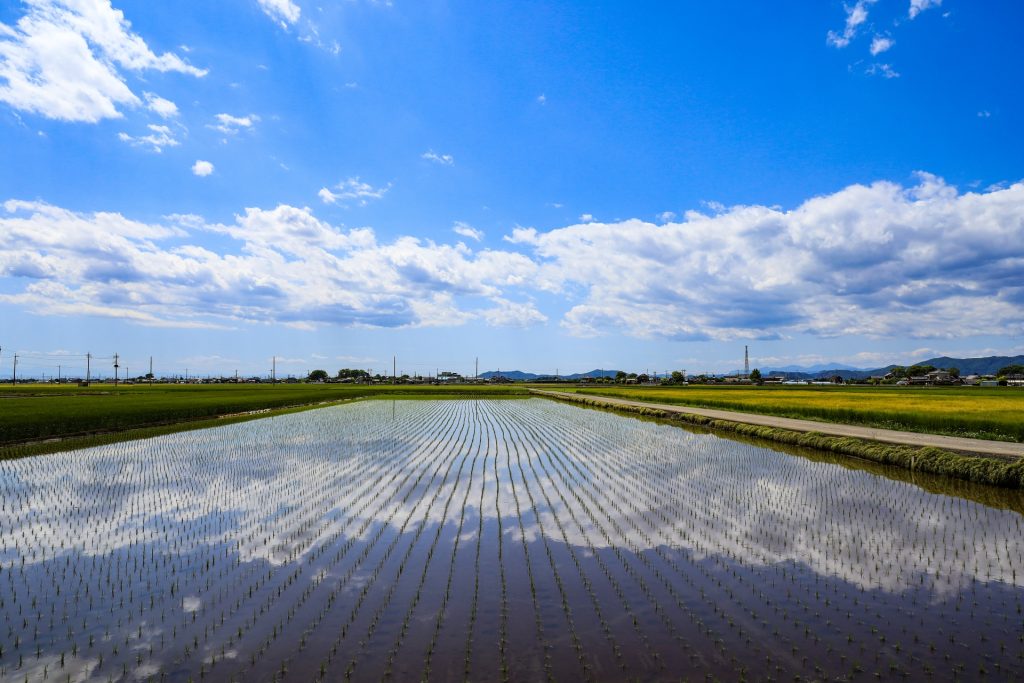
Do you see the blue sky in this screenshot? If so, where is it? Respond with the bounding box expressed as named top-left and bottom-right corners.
top-left (1, 0), bottom-right (1022, 379)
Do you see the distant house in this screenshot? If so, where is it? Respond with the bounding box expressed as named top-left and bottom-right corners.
top-left (906, 370), bottom-right (959, 386)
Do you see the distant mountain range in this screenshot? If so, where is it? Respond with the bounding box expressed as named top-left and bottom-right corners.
top-left (764, 355), bottom-right (1024, 380)
top-left (479, 369), bottom-right (621, 380)
top-left (478, 356), bottom-right (1024, 382)
top-left (765, 362), bottom-right (864, 373)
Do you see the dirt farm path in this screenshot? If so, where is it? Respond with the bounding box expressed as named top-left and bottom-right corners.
top-left (531, 389), bottom-right (1024, 459)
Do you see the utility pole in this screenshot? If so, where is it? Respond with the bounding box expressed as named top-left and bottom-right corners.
top-left (58, 364), bottom-right (61, 383)
top-left (744, 345), bottom-right (750, 378)
top-left (149, 356), bottom-right (153, 381)
top-left (113, 353), bottom-right (119, 387)
top-left (393, 356), bottom-right (396, 384)
top-left (86, 352), bottom-right (91, 385)
top-left (12, 353), bottom-right (17, 386)
top-left (272, 356), bottom-right (276, 384)
top-left (475, 357), bottom-right (478, 380)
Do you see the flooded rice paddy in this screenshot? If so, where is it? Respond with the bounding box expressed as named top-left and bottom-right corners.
top-left (1, 398), bottom-right (1023, 682)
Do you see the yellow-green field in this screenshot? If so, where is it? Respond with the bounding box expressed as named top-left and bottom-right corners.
top-left (562, 385), bottom-right (1024, 442)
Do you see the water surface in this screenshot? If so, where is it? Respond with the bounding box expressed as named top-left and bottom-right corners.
top-left (1, 399), bottom-right (1022, 681)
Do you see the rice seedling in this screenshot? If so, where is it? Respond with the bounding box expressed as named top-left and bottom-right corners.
top-left (0, 398), bottom-right (1021, 681)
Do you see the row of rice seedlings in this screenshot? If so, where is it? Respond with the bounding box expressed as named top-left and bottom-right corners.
top-left (508, 403), bottom-right (719, 662)
top-left (373, 407), bottom-right (481, 678)
top-left (312, 403), bottom-right (474, 680)
top-left (233, 406), bottom-right (440, 679)
top-left (0, 400), bottom-right (445, 681)
top-left (497, 413), bottom-right (555, 682)
top-left (530, 403), bottom-right (804, 670)
top-left (333, 402), bottom-right (478, 679)
top-left (528, 401), bottom-right (1024, 679)
top-left (513, 416), bottom-right (639, 671)
top-left (457, 405), bottom-right (491, 682)
top-left (509, 407), bottom-right (665, 669)
top-left (416, 406), bottom-right (488, 680)
top-left (548, 403), bottom-right (937, 675)
top-left (503, 413), bottom-right (593, 681)
top-left (3, 397), bottom-right (1021, 681)
top-left (243, 403), bottom-right (451, 680)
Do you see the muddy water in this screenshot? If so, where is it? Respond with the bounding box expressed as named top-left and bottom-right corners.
top-left (1, 399), bottom-right (1022, 681)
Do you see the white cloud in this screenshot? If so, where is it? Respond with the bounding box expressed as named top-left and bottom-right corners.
top-left (452, 222), bottom-right (483, 242)
top-left (657, 211), bottom-right (676, 224)
top-left (869, 36), bottom-right (894, 56)
top-left (209, 113), bottom-right (258, 135)
top-left (578, 213), bottom-right (595, 223)
top-left (318, 177), bottom-right (390, 206)
top-left (191, 160), bottom-right (214, 177)
top-left (421, 150), bottom-right (454, 166)
top-left (827, 0), bottom-right (876, 48)
top-left (0, 0), bottom-right (205, 123)
top-left (0, 200), bottom-right (540, 330)
top-left (144, 92), bottom-right (178, 118)
top-left (909, 0), bottom-right (942, 19)
top-left (537, 93), bottom-right (546, 104)
top-left (3, 174), bottom-right (1023, 340)
top-left (256, 0), bottom-right (301, 26)
top-left (866, 62), bottom-right (900, 79)
top-left (118, 124), bottom-right (179, 152)
top-left (509, 173), bottom-right (1024, 341)
top-left (480, 299), bottom-right (547, 328)
top-left (978, 110), bottom-right (991, 118)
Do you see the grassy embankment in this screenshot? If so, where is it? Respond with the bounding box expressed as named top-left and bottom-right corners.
top-left (560, 384), bottom-right (1024, 443)
top-left (0, 383), bottom-right (528, 458)
top-left (545, 391), bottom-right (1024, 489)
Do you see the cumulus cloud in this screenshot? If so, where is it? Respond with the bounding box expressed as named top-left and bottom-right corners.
top-left (909, 0), bottom-right (942, 19)
top-left (421, 150), bottom-right (454, 166)
top-left (0, 200), bottom-right (538, 330)
top-left (191, 160), bottom-right (214, 177)
top-left (318, 177), bottom-right (390, 206)
top-left (143, 92), bottom-right (178, 118)
top-left (118, 124), bottom-right (179, 152)
top-left (256, 0), bottom-right (301, 26)
top-left (480, 299), bottom-right (548, 328)
top-left (869, 36), bottom-right (894, 56)
top-left (511, 173), bottom-right (1024, 341)
top-left (452, 222), bottom-right (483, 242)
top-left (209, 113), bottom-right (258, 135)
top-left (0, 0), bottom-right (205, 123)
top-left (827, 0), bottom-right (875, 48)
top-left (2, 174), bottom-right (1022, 339)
